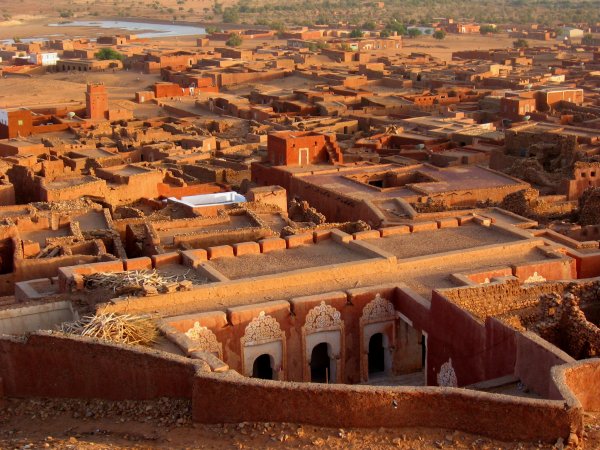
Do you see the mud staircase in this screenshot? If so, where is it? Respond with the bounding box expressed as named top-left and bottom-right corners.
top-left (324, 136), bottom-right (343, 165)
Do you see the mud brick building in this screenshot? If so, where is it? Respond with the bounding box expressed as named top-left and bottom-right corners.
top-left (0, 109), bottom-right (34, 139)
top-left (266, 131), bottom-right (343, 166)
top-left (86, 83), bottom-right (109, 121)
top-left (3, 24), bottom-right (600, 448)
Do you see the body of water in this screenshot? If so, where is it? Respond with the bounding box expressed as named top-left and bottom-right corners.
top-left (49, 20), bottom-right (206, 38)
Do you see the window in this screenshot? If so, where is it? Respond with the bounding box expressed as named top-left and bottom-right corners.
top-left (592, 172), bottom-right (596, 177)
top-left (17, 120), bottom-right (23, 126)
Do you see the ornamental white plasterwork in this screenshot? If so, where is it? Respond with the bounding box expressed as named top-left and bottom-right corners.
top-left (304, 301), bottom-right (342, 332)
top-left (361, 294), bottom-right (396, 323)
top-left (524, 271), bottom-right (546, 283)
top-left (241, 311), bottom-right (284, 346)
top-left (437, 358), bottom-right (458, 387)
top-left (185, 322), bottom-right (222, 358)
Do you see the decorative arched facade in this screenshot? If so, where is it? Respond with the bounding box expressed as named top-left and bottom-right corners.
top-left (359, 294), bottom-right (397, 381)
top-left (301, 301), bottom-right (345, 383)
top-left (185, 322), bottom-right (223, 359)
top-left (240, 311), bottom-right (286, 380)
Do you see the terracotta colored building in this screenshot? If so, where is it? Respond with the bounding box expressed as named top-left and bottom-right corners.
top-left (500, 96), bottom-right (537, 121)
top-left (86, 84), bottom-right (109, 121)
top-left (0, 109), bottom-right (33, 139)
top-left (267, 131), bottom-right (343, 166)
top-left (447, 23), bottom-right (480, 34)
top-left (536, 88), bottom-right (584, 111)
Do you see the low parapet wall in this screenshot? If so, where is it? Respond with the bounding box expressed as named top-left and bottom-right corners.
top-left (192, 370), bottom-right (576, 443)
top-left (0, 331), bottom-right (594, 444)
top-left (0, 332), bottom-right (203, 400)
top-left (97, 231), bottom-right (394, 316)
top-left (0, 301), bottom-right (76, 335)
top-left (515, 330), bottom-right (576, 399)
top-left (553, 358), bottom-right (600, 412)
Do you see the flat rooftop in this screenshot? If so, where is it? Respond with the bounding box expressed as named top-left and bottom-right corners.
top-left (155, 263), bottom-right (210, 286)
top-left (44, 175), bottom-right (99, 190)
top-left (209, 240), bottom-right (370, 280)
top-left (103, 165), bottom-right (154, 177)
top-left (363, 223), bottom-right (524, 259)
top-left (70, 148), bottom-right (117, 159)
top-left (74, 211), bottom-right (108, 231)
top-left (21, 226), bottom-right (71, 246)
top-left (155, 214), bottom-right (256, 245)
top-left (293, 164), bottom-right (527, 201)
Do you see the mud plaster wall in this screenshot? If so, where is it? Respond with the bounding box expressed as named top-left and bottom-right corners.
top-left (288, 177), bottom-right (377, 225)
top-left (561, 359), bottom-right (600, 411)
top-left (169, 282), bottom-right (520, 389)
top-left (42, 179), bottom-right (107, 203)
top-left (13, 254), bottom-right (100, 283)
top-left (427, 293), bottom-right (518, 387)
top-left (514, 331), bottom-right (575, 398)
top-left (0, 332), bottom-right (594, 443)
top-left (0, 184), bottom-right (15, 206)
top-left (172, 228), bottom-right (274, 249)
top-left (7, 165), bottom-right (40, 204)
top-left (102, 171), bottom-right (165, 205)
top-left (100, 257), bottom-right (395, 317)
top-left (561, 163), bottom-right (600, 200)
top-left (0, 333), bottom-right (200, 400)
top-left (192, 371), bottom-right (576, 443)
top-left (175, 287), bottom-right (401, 385)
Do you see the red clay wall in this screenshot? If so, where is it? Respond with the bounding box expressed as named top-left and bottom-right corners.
top-left (192, 371), bottom-right (576, 443)
top-left (267, 133), bottom-right (329, 166)
top-left (558, 359), bottom-right (600, 412)
top-left (0, 331), bottom-right (594, 443)
top-left (0, 333), bottom-right (200, 400)
top-left (514, 331), bottom-right (575, 399)
top-left (157, 182), bottom-right (222, 198)
top-left (13, 254), bottom-right (100, 284)
top-left (42, 179), bottom-right (108, 203)
top-left (0, 110), bottom-right (33, 139)
top-left (575, 253), bottom-right (600, 279)
top-left (428, 292), bottom-right (492, 386)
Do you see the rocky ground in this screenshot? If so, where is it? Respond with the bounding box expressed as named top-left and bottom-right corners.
top-left (3, 397), bottom-right (598, 449)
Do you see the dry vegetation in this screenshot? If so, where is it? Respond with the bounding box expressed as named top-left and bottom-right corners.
top-left (216, 0), bottom-right (600, 29)
top-left (82, 269), bottom-right (195, 296)
top-left (60, 313), bottom-right (158, 345)
top-left (1, 0), bottom-right (599, 29)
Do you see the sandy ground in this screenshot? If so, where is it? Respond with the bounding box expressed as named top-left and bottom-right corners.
top-left (0, 72), bottom-right (167, 118)
top-left (1, 12), bottom-right (558, 62)
top-left (0, 0), bottom-right (238, 30)
top-left (3, 397), bottom-right (591, 450)
top-left (399, 33), bottom-right (557, 62)
top-left (0, 31), bottom-right (546, 117)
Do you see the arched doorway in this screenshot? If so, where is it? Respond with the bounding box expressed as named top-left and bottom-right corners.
top-left (368, 333), bottom-right (385, 375)
top-left (252, 354), bottom-right (273, 380)
top-left (310, 343), bottom-right (331, 383)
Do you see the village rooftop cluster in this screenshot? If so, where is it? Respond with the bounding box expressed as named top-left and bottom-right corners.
top-left (1, 14), bottom-right (600, 448)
